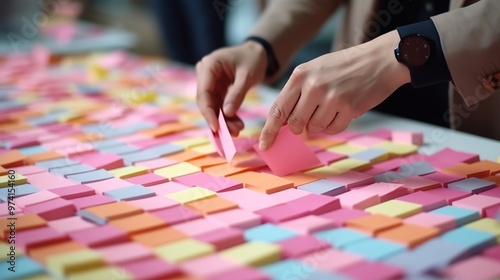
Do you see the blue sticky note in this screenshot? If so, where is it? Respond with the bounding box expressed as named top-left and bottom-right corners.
top-left (89, 139), bottom-right (125, 149)
top-left (350, 148), bottom-right (388, 162)
top-left (448, 178), bottom-right (496, 194)
top-left (262, 259), bottom-right (316, 280)
top-left (303, 270), bottom-right (351, 280)
top-left (66, 169), bottom-right (114, 184)
top-left (50, 164), bottom-right (95, 177)
top-left (104, 185), bottom-right (155, 201)
top-left (144, 143), bottom-right (185, 157)
top-left (122, 151), bottom-right (160, 165)
top-left (314, 228), bottom-right (370, 249)
top-left (439, 227), bottom-right (496, 255)
top-left (374, 171), bottom-right (406, 183)
top-left (429, 206), bottom-right (480, 226)
top-left (244, 223), bottom-right (297, 243)
top-left (18, 145), bottom-right (48, 155)
top-left (343, 238), bottom-right (405, 260)
top-left (35, 158), bottom-right (79, 170)
top-left (99, 144), bottom-right (140, 155)
top-left (298, 179), bottom-right (346, 196)
top-left (0, 184), bottom-right (39, 201)
top-left (398, 161), bottom-right (435, 176)
top-left (78, 209), bottom-right (107, 225)
top-left (26, 115), bottom-right (60, 126)
top-left (0, 257), bottom-right (45, 280)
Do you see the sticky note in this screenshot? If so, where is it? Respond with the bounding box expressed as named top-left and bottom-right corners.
top-left (227, 171), bottom-right (293, 194)
top-left (393, 176), bottom-right (441, 192)
top-left (365, 200), bottom-right (422, 218)
top-left (329, 158), bottom-right (371, 173)
top-left (391, 130), bottom-right (423, 145)
top-left (77, 153), bottom-right (124, 170)
top-left (150, 205), bottom-right (201, 225)
top-left (357, 182), bottom-right (408, 202)
top-left (15, 190), bottom-right (59, 208)
top-left (48, 184), bottom-right (95, 199)
top-left (314, 228), bottom-right (370, 249)
top-left (220, 241), bottom-right (281, 266)
top-left (0, 214), bottom-right (46, 239)
top-left (128, 195), bottom-right (179, 211)
top-left (66, 169), bottom-right (114, 184)
top-left (279, 215), bottom-right (335, 235)
top-left (440, 227), bottom-right (496, 255)
top-left (300, 247), bottom-right (364, 272)
top-left (424, 187), bottom-right (470, 203)
top-left (336, 190), bottom-right (379, 210)
top-left (166, 186), bottom-right (216, 204)
top-left (277, 235), bottom-right (330, 258)
top-left (444, 256), bottom-right (500, 280)
top-left (195, 227), bottom-right (245, 250)
top-left (28, 241), bottom-right (84, 264)
top-left (208, 266), bottom-right (269, 280)
top-left (69, 224), bottom-right (129, 248)
top-left (374, 141), bottom-right (418, 157)
top-left (350, 148), bottom-right (390, 163)
top-left (327, 144), bottom-right (366, 155)
top-left (0, 257), bottom-right (44, 280)
top-left (131, 227), bottom-right (186, 247)
top-left (154, 162), bottom-right (200, 179)
top-left (35, 157), bottom-right (79, 170)
top-left (16, 226), bottom-right (68, 253)
top-left (253, 125), bottom-right (320, 176)
top-left (173, 171), bottom-right (243, 192)
top-left (286, 193), bottom-right (341, 215)
top-left (71, 194), bottom-right (115, 210)
top-left (469, 160), bottom-right (500, 175)
top-left (244, 223), bottom-right (297, 243)
top-left (48, 216), bottom-right (95, 234)
top-left (109, 166), bottom-right (148, 179)
top-left (452, 194), bottom-right (500, 216)
top-left (404, 212), bottom-right (456, 233)
top-left (46, 249), bottom-right (105, 276)
top-left (209, 109), bottom-right (237, 162)
top-left (66, 266), bottom-right (133, 280)
top-left (255, 204), bottom-right (309, 224)
top-left (341, 261), bottom-right (404, 280)
top-left (120, 257), bottom-right (180, 280)
top-left (315, 150), bottom-right (347, 165)
top-left (398, 160), bottom-right (435, 176)
top-left (481, 186), bottom-right (500, 199)
top-left (343, 238), bottom-right (406, 261)
top-left (180, 254), bottom-right (241, 278)
top-left (154, 238), bottom-right (215, 263)
top-left (430, 206), bottom-right (481, 226)
top-left (319, 208), bottom-right (369, 227)
top-left (261, 259), bottom-right (316, 280)
top-left (395, 191), bottom-right (447, 211)
top-left (448, 178), bottom-right (496, 194)
top-left (442, 163), bottom-right (490, 178)
top-left (346, 214), bottom-right (402, 236)
top-left (428, 147), bottom-right (479, 164)
top-left (185, 196), bottom-right (238, 215)
top-left (0, 150), bottom-right (25, 168)
top-left (109, 212), bottom-right (165, 235)
top-left (376, 224), bottom-right (440, 248)
top-left (79, 201), bottom-right (143, 225)
top-left (298, 179), bottom-right (347, 196)
top-left (13, 165), bottom-right (46, 176)
top-left (0, 173), bottom-right (27, 188)
top-left (206, 208), bottom-right (261, 229)
top-left (0, 183), bottom-right (38, 200)
top-left (104, 185), bottom-right (155, 201)
top-left (24, 198), bottom-right (76, 220)
top-left (464, 218), bottom-right (500, 242)
top-left (327, 170), bottom-right (374, 189)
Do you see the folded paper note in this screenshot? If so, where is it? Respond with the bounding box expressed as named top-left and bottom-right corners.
top-left (208, 109), bottom-right (236, 163)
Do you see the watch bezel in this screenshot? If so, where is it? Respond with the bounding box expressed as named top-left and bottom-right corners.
top-left (395, 34), bottom-right (433, 68)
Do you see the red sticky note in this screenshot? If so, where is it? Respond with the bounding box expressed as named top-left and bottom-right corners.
top-left (253, 125), bottom-right (321, 176)
top-left (208, 109), bottom-right (236, 163)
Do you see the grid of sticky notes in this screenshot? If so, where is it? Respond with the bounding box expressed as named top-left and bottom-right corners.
top-left (0, 51), bottom-right (500, 280)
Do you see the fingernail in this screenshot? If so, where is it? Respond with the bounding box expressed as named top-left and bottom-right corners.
top-left (259, 140), bottom-right (268, 151)
top-left (223, 104), bottom-right (234, 115)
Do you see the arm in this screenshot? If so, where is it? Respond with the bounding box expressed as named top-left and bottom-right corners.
top-left (432, 0), bottom-right (500, 105)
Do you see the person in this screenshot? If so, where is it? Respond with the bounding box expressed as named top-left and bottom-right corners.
top-left (196, 0), bottom-right (500, 151)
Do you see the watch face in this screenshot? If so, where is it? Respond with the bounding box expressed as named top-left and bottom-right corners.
top-left (400, 35), bottom-right (431, 67)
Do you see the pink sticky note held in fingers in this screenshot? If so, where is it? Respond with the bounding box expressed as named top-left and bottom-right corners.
top-left (209, 109), bottom-right (237, 163)
top-left (253, 125), bottom-right (321, 176)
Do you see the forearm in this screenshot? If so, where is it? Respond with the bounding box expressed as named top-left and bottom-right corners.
top-left (248, 0), bottom-right (342, 79)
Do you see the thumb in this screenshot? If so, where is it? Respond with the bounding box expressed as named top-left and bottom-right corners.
top-left (223, 69), bottom-right (251, 117)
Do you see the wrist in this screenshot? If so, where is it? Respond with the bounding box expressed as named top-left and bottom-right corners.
top-left (376, 30), bottom-right (411, 91)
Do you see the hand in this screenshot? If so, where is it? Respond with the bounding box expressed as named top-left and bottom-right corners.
top-left (196, 41), bottom-right (267, 136)
top-left (259, 30), bottom-right (411, 150)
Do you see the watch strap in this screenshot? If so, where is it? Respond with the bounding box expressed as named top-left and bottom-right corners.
top-left (397, 20), bottom-right (451, 87)
top-left (246, 36), bottom-right (280, 78)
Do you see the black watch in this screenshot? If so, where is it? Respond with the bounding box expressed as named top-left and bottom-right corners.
top-left (394, 34), bottom-right (433, 68)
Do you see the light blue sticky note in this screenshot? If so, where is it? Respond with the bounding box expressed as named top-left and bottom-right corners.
top-left (429, 206), bottom-right (480, 226)
top-left (0, 184), bottom-right (39, 201)
top-left (35, 158), bottom-right (79, 170)
top-left (89, 139), bottom-right (125, 149)
top-left (18, 145), bottom-right (48, 155)
top-left (121, 151), bottom-right (160, 165)
top-left (448, 178), bottom-right (496, 194)
top-left (66, 169), bottom-right (114, 184)
top-left (26, 115), bottom-right (60, 126)
top-left (0, 257), bottom-right (45, 280)
top-left (262, 259), bottom-right (317, 280)
top-left (144, 143), bottom-right (184, 157)
top-left (104, 184), bottom-right (155, 201)
top-left (313, 228), bottom-right (370, 249)
top-left (303, 270), bottom-right (352, 280)
top-left (343, 238), bottom-right (405, 261)
top-left (50, 164), bottom-right (95, 177)
top-left (350, 148), bottom-right (388, 162)
top-left (78, 209), bottom-right (107, 225)
top-left (99, 144), bottom-right (140, 155)
top-left (439, 227), bottom-right (496, 255)
top-left (398, 161), bottom-right (435, 176)
top-left (244, 223), bottom-right (297, 243)
top-left (299, 179), bottom-right (346, 196)
top-left (374, 171), bottom-right (406, 183)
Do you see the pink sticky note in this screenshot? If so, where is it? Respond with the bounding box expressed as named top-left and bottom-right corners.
top-left (253, 125), bottom-right (321, 176)
top-left (285, 194), bottom-right (341, 215)
top-left (279, 215), bottom-right (335, 235)
top-left (319, 208), bottom-right (369, 227)
top-left (452, 194), bottom-right (500, 216)
top-left (99, 51), bottom-right (127, 69)
top-left (340, 261), bottom-right (404, 280)
top-left (97, 242), bottom-right (153, 265)
top-left (24, 198), bottom-right (76, 220)
top-left (16, 226), bottom-right (68, 252)
top-left (26, 172), bottom-right (76, 190)
top-left (300, 248), bottom-right (364, 272)
top-left (195, 227), bottom-right (245, 250)
top-left (134, 157), bottom-right (177, 170)
top-left (396, 191), bottom-right (447, 211)
top-left (69, 224), bottom-right (129, 248)
top-left (357, 182), bottom-right (408, 202)
top-left (404, 212), bottom-right (455, 232)
top-left (125, 173), bottom-right (169, 187)
top-left (315, 150), bottom-right (347, 166)
top-left (444, 256), bottom-right (500, 280)
top-left (278, 235), bottom-right (330, 258)
top-left (180, 254), bottom-right (241, 278)
top-left (206, 209), bottom-right (261, 229)
top-left (70, 194), bottom-right (115, 210)
top-left (327, 170), bottom-right (375, 190)
top-left (48, 184), bottom-right (95, 199)
top-left (217, 188), bottom-right (281, 212)
top-left (209, 109), bottom-right (237, 162)
top-left (173, 218), bottom-right (225, 237)
top-left (48, 216), bottom-right (96, 233)
top-left (173, 172), bottom-right (242, 192)
top-left (121, 257), bottom-right (180, 280)
top-left (128, 195), bottom-right (179, 211)
top-left (85, 178), bottom-right (133, 195)
top-left (336, 190), bottom-right (379, 209)
top-left (16, 190), bottom-right (59, 208)
top-left (148, 182), bottom-right (189, 195)
top-left (13, 165), bottom-right (46, 176)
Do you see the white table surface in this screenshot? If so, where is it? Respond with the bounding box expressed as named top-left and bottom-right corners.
top-left (257, 86), bottom-right (500, 161)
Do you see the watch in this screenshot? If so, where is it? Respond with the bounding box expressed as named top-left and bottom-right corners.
top-left (394, 34), bottom-right (433, 68)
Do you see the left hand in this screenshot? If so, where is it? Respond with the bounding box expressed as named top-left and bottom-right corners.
top-left (259, 30), bottom-right (411, 151)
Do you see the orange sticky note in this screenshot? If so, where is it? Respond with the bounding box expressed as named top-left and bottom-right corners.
top-left (0, 150), bottom-right (25, 168)
top-left (442, 163), bottom-right (490, 178)
top-left (82, 202), bottom-right (143, 223)
top-left (142, 122), bottom-right (196, 138)
top-left (376, 224), bottom-right (440, 248)
top-left (0, 214), bottom-right (47, 239)
top-left (29, 241), bottom-right (85, 264)
top-left (204, 163), bottom-right (251, 177)
top-left (228, 171), bottom-right (294, 194)
top-left (185, 196), bottom-right (238, 215)
top-left (165, 150), bottom-right (204, 162)
top-left (345, 214), bottom-right (402, 236)
top-left (109, 213), bottom-right (165, 235)
top-left (132, 227), bottom-right (187, 247)
top-left (188, 156), bottom-right (227, 170)
top-left (25, 151), bottom-right (64, 164)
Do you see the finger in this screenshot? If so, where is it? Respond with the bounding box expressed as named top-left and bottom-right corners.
top-left (259, 75), bottom-right (302, 151)
top-left (323, 112), bottom-right (353, 135)
top-left (196, 59), bottom-right (220, 132)
top-left (226, 115), bottom-right (244, 137)
top-left (287, 96), bottom-right (318, 135)
top-left (223, 68), bottom-right (249, 117)
top-left (307, 98), bottom-right (338, 133)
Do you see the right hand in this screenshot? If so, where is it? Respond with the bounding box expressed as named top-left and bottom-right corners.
top-left (196, 41), bottom-right (267, 136)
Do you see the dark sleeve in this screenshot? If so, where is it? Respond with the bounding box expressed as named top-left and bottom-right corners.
top-left (397, 19), bottom-right (452, 87)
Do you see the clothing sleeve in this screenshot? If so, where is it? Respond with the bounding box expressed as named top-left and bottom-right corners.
top-left (431, 0), bottom-right (500, 106)
top-left (249, 0), bottom-right (341, 79)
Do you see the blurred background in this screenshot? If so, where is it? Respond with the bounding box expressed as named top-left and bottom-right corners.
top-left (0, 0), bottom-right (343, 88)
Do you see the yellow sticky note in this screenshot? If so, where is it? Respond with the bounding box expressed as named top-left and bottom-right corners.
top-left (0, 242), bottom-right (23, 261)
top-left (329, 158), bottom-right (371, 172)
top-left (465, 218), bottom-right (500, 242)
top-left (172, 137), bottom-right (210, 149)
top-left (154, 162), bottom-right (200, 180)
top-left (497, 156), bottom-right (500, 163)
top-left (166, 186), bottom-right (216, 204)
top-left (154, 239), bottom-right (214, 263)
top-left (88, 64), bottom-right (108, 82)
top-left (0, 173), bottom-right (27, 188)
top-left (374, 142), bottom-right (418, 157)
top-left (365, 200), bottom-right (422, 218)
top-left (68, 266), bottom-right (133, 280)
top-left (239, 126), bottom-right (261, 138)
top-left (109, 166), bottom-right (148, 179)
top-left (305, 165), bottom-right (342, 178)
top-left (47, 249), bottom-right (105, 276)
top-left (191, 143), bottom-right (217, 156)
top-left (327, 144), bottom-right (366, 155)
top-left (22, 274), bottom-right (54, 280)
top-left (220, 241), bottom-right (281, 266)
